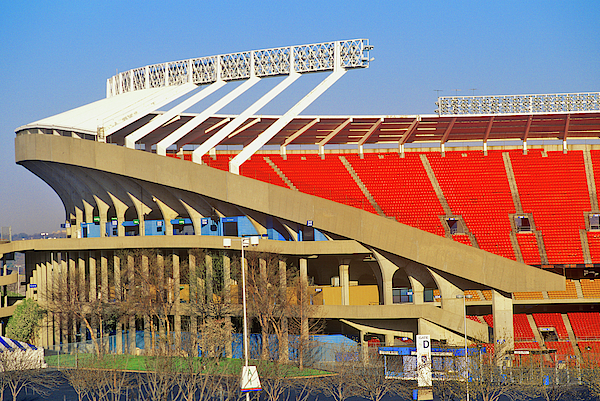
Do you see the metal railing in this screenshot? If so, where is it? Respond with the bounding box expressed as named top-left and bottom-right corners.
top-left (436, 92), bottom-right (600, 116)
top-left (107, 39), bottom-right (372, 97)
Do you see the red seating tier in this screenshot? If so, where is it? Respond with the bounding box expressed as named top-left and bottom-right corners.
top-left (514, 342), bottom-right (540, 349)
top-left (568, 312), bottom-right (600, 339)
top-left (268, 154), bottom-right (377, 214)
top-left (510, 150), bottom-right (589, 264)
top-left (532, 313), bottom-right (569, 339)
top-left (345, 153), bottom-right (445, 235)
top-left (452, 234), bottom-right (471, 246)
top-left (428, 151), bottom-right (516, 260)
top-left (516, 233), bottom-right (541, 265)
top-left (514, 314), bottom-right (535, 340)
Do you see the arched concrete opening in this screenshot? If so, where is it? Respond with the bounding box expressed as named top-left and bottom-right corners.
top-left (124, 206), bottom-right (140, 236)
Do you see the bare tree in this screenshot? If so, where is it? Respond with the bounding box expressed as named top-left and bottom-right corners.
top-left (0, 349), bottom-right (59, 401)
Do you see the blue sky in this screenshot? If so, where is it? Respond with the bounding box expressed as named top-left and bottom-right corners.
top-left (1, 0), bottom-right (599, 234)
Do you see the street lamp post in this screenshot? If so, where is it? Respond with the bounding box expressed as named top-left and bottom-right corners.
top-left (224, 236), bottom-right (260, 400)
top-left (456, 293), bottom-right (473, 401)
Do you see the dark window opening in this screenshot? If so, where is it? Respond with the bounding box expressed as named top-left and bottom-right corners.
top-left (446, 218), bottom-right (462, 234)
top-left (590, 214), bottom-right (600, 230)
top-left (515, 216), bottom-right (531, 232)
top-left (223, 221), bottom-right (238, 237)
top-left (302, 226), bottom-right (315, 241)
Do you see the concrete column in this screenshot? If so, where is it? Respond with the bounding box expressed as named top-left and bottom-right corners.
top-left (222, 253), bottom-right (232, 358)
top-left (299, 258), bottom-right (308, 344)
top-left (117, 208), bottom-right (126, 237)
top-left (173, 251), bottom-right (181, 349)
top-left (279, 258), bottom-right (288, 363)
top-left (339, 259), bottom-right (350, 306)
top-left (89, 252), bottom-right (97, 301)
top-left (492, 290), bottom-right (514, 351)
top-left (59, 253), bottom-right (68, 346)
top-left (114, 253), bottom-right (123, 354)
top-left (385, 333), bottom-right (394, 346)
top-left (39, 253), bottom-right (49, 347)
top-left (128, 254), bottom-right (136, 354)
top-left (141, 253), bottom-right (151, 353)
top-left (69, 253), bottom-right (77, 343)
top-left (205, 254), bottom-right (213, 303)
top-left (101, 251), bottom-right (108, 302)
top-left (188, 251), bottom-right (197, 336)
top-left (75, 207), bottom-right (84, 238)
top-left (78, 252), bottom-right (86, 341)
top-left (427, 268), bottom-right (463, 316)
top-left (156, 252), bottom-right (165, 351)
top-left (370, 249), bottom-right (399, 306)
top-left (51, 253), bottom-right (60, 348)
top-left (360, 330), bottom-right (368, 363)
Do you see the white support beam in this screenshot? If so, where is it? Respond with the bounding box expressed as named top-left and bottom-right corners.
top-left (156, 76), bottom-right (260, 156)
top-left (191, 73), bottom-right (300, 164)
top-left (230, 64), bottom-right (347, 174)
top-left (228, 118), bottom-right (261, 139)
top-left (318, 118), bottom-right (352, 156)
top-left (124, 81), bottom-right (225, 149)
top-left (280, 118), bottom-right (320, 159)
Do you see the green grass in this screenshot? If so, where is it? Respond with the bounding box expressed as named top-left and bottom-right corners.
top-left (45, 353), bottom-right (330, 378)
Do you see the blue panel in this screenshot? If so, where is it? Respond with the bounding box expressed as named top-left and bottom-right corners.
top-left (314, 229), bottom-right (328, 241)
top-left (145, 220), bottom-right (166, 236)
top-left (201, 218), bottom-right (221, 236)
top-left (267, 217), bottom-right (290, 241)
top-left (237, 216), bottom-right (259, 237)
top-left (80, 223), bottom-right (100, 238)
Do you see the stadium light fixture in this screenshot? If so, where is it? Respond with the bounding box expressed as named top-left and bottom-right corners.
top-left (456, 294), bottom-right (473, 401)
top-left (223, 236), bottom-right (261, 397)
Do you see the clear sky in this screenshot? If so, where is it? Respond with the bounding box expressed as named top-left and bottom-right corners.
top-left (1, 0), bottom-right (599, 235)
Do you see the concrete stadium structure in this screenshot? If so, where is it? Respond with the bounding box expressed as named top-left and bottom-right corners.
top-left (4, 39), bottom-right (600, 356)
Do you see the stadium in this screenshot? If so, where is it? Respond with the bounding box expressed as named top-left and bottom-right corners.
top-left (1, 38), bottom-right (600, 362)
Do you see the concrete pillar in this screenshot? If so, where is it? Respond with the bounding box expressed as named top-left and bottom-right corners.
top-left (141, 253), bottom-right (151, 352)
top-left (385, 333), bottom-right (394, 346)
top-left (68, 253), bottom-right (77, 344)
top-left (39, 253), bottom-right (49, 347)
top-left (173, 251), bottom-right (181, 349)
top-left (59, 253), bottom-right (68, 346)
top-left (89, 252), bottom-right (97, 301)
top-left (114, 253), bottom-right (123, 354)
top-left (427, 268), bottom-right (463, 316)
top-left (78, 252), bottom-right (86, 341)
top-left (101, 251), bottom-right (108, 302)
top-left (188, 251), bottom-right (197, 336)
top-left (223, 253), bottom-right (232, 358)
top-left (50, 253), bottom-right (60, 348)
top-left (299, 258), bottom-right (308, 344)
top-left (127, 254), bottom-right (136, 354)
top-left (205, 254), bottom-right (213, 303)
top-left (492, 290), bottom-right (514, 351)
top-left (339, 259), bottom-right (350, 306)
top-left (360, 330), bottom-right (368, 363)
top-left (370, 250), bottom-right (399, 306)
top-left (279, 258), bottom-right (288, 363)
top-left (75, 207), bottom-right (84, 238)
top-left (156, 252), bottom-right (166, 351)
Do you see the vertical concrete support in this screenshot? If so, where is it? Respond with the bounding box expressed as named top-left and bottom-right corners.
top-left (427, 268), bottom-right (464, 316)
top-left (188, 251), bottom-right (197, 336)
top-left (205, 254), bottom-right (213, 303)
top-left (78, 252), bottom-right (86, 340)
top-left (60, 253), bottom-right (68, 346)
top-left (141, 254), bottom-right (150, 353)
top-left (385, 333), bottom-right (394, 346)
top-left (128, 254), bottom-right (136, 354)
top-left (156, 252), bottom-right (166, 350)
top-left (359, 330), bottom-right (368, 363)
top-left (68, 252), bottom-right (77, 343)
top-left (223, 253), bottom-right (232, 358)
top-left (370, 249), bottom-right (399, 306)
top-left (89, 252), bottom-right (97, 301)
top-left (339, 259), bottom-right (350, 306)
top-left (39, 253), bottom-right (49, 347)
top-left (172, 250), bottom-right (181, 349)
top-left (492, 290), bottom-right (514, 351)
top-left (114, 253), bottom-right (123, 354)
top-left (101, 251), bottom-right (108, 302)
top-left (88, 252), bottom-right (97, 348)
top-left (299, 258), bottom-right (308, 345)
top-left (51, 253), bottom-right (60, 348)
top-left (279, 258), bottom-right (289, 363)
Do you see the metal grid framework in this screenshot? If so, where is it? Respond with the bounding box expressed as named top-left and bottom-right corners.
top-left (107, 39), bottom-right (372, 97)
top-left (436, 92), bottom-right (600, 116)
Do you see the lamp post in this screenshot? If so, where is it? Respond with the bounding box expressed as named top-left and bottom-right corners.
top-left (223, 236), bottom-right (260, 399)
top-left (456, 293), bottom-right (473, 401)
